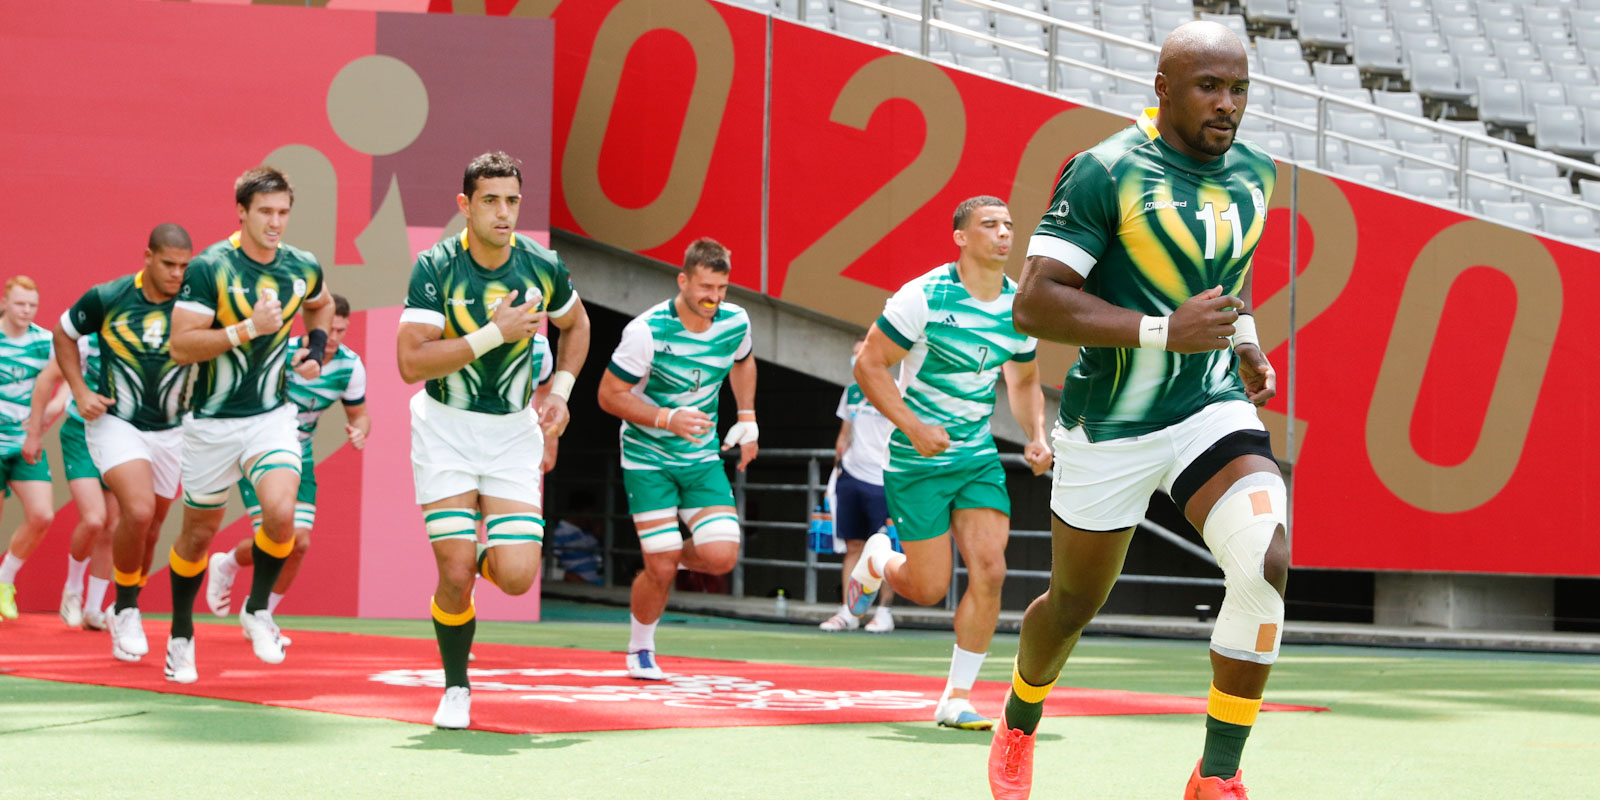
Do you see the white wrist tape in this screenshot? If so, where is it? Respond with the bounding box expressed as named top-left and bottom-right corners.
top-left (225, 324), bottom-right (242, 347)
top-left (723, 420), bottom-right (759, 447)
top-left (465, 323), bottom-right (505, 358)
top-left (1138, 315), bottom-right (1170, 351)
top-left (243, 318), bottom-right (258, 340)
top-left (1232, 314), bottom-right (1259, 350)
top-left (550, 370), bottom-right (576, 402)
top-left (663, 407), bottom-right (685, 429)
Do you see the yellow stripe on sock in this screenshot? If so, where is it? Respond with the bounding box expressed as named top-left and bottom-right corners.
top-left (168, 549), bottom-right (207, 578)
top-left (255, 529), bottom-right (295, 559)
top-left (1012, 661), bottom-right (1057, 704)
top-left (114, 568), bottom-right (141, 587)
top-left (431, 597), bottom-right (475, 626)
top-left (138, 575), bottom-right (149, 587)
top-left (479, 557), bottom-right (499, 589)
top-left (1207, 684), bottom-right (1263, 727)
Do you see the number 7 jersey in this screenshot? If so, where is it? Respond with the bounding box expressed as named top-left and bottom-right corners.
top-left (1028, 109), bottom-right (1277, 442)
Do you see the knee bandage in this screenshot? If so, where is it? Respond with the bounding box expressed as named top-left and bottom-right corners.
top-left (485, 512), bottom-right (544, 547)
top-left (425, 508), bottom-right (480, 543)
top-left (1203, 473), bottom-right (1287, 665)
top-left (183, 487), bottom-right (230, 510)
top-left (635, 512), bottom-right (683, 554)
top-left (689, 512), bottom-right (741, 547)
top-left (247, 449), bottom-right (302, 488)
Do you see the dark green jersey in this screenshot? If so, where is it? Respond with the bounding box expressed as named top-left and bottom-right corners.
top-left (176, 233), bottom-right (327, 419)
top-left (1028, 110), bottom-right (1277, 441)
top-left (63, 334), bottom-right (103, 423)
top-left (402, 230), bottom-right (577, 416)
top-left (62, 273), bottom-right (185, 431)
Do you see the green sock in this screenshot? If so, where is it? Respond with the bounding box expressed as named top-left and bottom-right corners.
top-left (1200, 716), bottom-right (1251, 778)
top-left (114, 583), bottom-right (141, 613)
top-left (168, 569), bottom-right (205, 640)
top-left (1004, 690), bottom-right (1046, 736)
top-left (433, 616), bottom-right (476, 689)
top-left (244, 541), bottom-right (287, 615)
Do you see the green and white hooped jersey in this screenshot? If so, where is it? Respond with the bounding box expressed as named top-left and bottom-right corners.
top-left (875, 264), bottom-right (1037, 470)
top-left (64, 334), bottom-right (103, 423)
top-left (607, 299), bottom-right (753, 470)
top-left (0, 323), bottom-right (53, 451)
top-left (176, 232), bottom-right (327, 420)
top-left (1028, 109), bottom-right (1276, 441)
top-left (63, 272), bottom-right (186, 431)
top-left (401, 230), bottom-right (577, 416)
top-left (283, 340), bottom-right (367, 459)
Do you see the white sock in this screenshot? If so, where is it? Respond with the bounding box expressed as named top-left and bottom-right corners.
top-left (267, 592), bottom-right (284, 613)
top-left (943, 645), bottom-right (988, 697)
top-left (0, 552), bottom-right (24, 583)
top-left (629, 615), bottom-right (658, 654)
top-left (65, 556), bottom-right (90, 597)
top-left (86, 576), bottom-right (110, 614)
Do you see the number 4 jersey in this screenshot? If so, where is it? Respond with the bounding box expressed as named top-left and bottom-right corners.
top-left (1027, 109), bottom-right (1277, 442)
top-left (61, 272), bottom-right (185, 431)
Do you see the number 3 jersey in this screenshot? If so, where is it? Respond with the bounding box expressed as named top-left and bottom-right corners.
top-left (1028, 109), bottom-right (1277, 442)
top-left (61, 272), bottom-right (185, 431)
top-left (874, 263), bottom-right (1038, 471)
top-left (177, 233), bottom-right (327, 420)
top-left (402, 230), bottom-right (576, 416)
top-left (606, 299), bottom-right (753, 470)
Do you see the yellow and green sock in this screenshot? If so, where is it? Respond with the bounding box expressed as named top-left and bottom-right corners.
top-left (431, 597), bottom-right (476, 689)
top-left (113, 567), bottom-right (142, 612)
top-left (1201, 683), bottom-right (1262, 778)
top-left (245, 530), bottom-right (293, 615)
top-left (1003, 660), bottom-right (1057, 735)
top-left (167, 549), bottom-right (207, 639)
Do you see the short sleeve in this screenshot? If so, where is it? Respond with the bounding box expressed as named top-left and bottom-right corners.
top-left (342, 357), bottom-right (367, 404)
top-left (733, 319), bottom-right (754, 361)
top-left (542, 251), bottom-right (578, 320)
top-left (836, 388), bottom-right (851, 422)
top-left (876, 281), bottom-right (929, 350)
top-left (1026, 152), bottom-right (1121, 278)
top-left (61, 286), bottom-right (106, 340)
top-left (305, 259), bottom-right (327, 305)
top-left (535, 336), bottom-right (554, 384)
top-left (400, 257), bottom-right (446, 329)
top-left (607, 316), bottom-right (654, 384)
top-left (175, 259), bottom-right (218, 319)
top-left (1011, 335), bottom-right (1040, 363)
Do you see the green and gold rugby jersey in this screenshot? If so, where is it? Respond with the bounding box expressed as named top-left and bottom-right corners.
top-left (875, 264), bottom-right (1038, 470)
top-left (283, 339), bottom-right (366, 460)
top-left (401, 230), bottom-right (576, 416)
top-left (176, 232), bottom-right (326, 420)
top-left (62, 273), bottom-right (186, 431)
top-left (1028, 109), bottom-right (1277, 441)
top-left (0, 322), bottom-right (53, 451)
top-left (64, 334), bottom-right (103, 423)
top-left (607, 299), bottom-right (753, 470)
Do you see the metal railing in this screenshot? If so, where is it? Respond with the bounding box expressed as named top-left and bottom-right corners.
top-left (548, 448), bottom-right (1223, 607)
top-left (776, 0), bottom-right (1600, 248)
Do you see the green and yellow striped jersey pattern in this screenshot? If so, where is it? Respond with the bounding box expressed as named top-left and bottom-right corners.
top-left (64, 272), bottom-right (186, 431)
top-left (1032, 110), bottom-right (1277, 441)
top-left (176, 233), bottom-right (326, 420)
top-left (608, 299), bottom-right (753, 470)
top-left (402, 231), bottom-right (576, 416)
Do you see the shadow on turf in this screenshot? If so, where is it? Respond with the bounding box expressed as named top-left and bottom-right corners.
top-left (870, 723), bottom-right (1064, 746)
top-left (399, 729), bottom-right (589, 756)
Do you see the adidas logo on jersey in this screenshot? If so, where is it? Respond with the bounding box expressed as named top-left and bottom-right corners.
top-left (934, 314), bottom-right (960, 327)
top-left (661, 344), bottom-right (675, 355)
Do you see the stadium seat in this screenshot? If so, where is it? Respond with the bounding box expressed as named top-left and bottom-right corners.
top-left (1504, 59), bottom-right (1554, 83)
top-left (1315, 62), bottom-right (1363, 89)
top-left (1242, 0), bottom-right (1296, 33)
top-left (1347, 138), bottom-right (1402, 182)
top-left (1057, 64), bottom-right (1117, 95)
top-left (1106, 44), bottom-right (1157, 77)
top-left (1057, 41), bottom-right (1106, 66)
top-left (1541, 205), bottom-right (1600, 238)
top-left (1533, 104), bottom-right (1594, 157)
top-left (1552, 65), bottom-right (1597, 86)
top-left (1399, 30), bottom-right (1448, 56)
top-left (1251, 130), bottom-right (1294, 161)
top-left (1255, 38), bottom-right (1305, 62)
top-left (1400, 140), bottom-right (1455, 167)
top-left (1290, 132), bottom-right (1347, 164)
top-left (1436, 15), bottom-right (1484, 38)
top-left (1580, 28), bottom-right (1600, 50)
top-left (1263, 57), bottom-right (1316, 85)
top-left (1527, 22), bottom-right (1571, 46)
top-left (1059, 87), bottom-right (1095, 105)
top-left (1580, 179), bottom-right (1600, 205)
top-left (836, 3), bottom-right (885, 25)
top-left (1394, 8), bottom-right (1440, 33)
top-left (1476, 77), bottom-right (1534, 129)
top-left (1477, 2), bottom-right (1523, 24)
top-left (1150, 0), bottom-right (1197, 12)
top-left (1433, 0), bottom-right (1476, 19)
top-left (1447, 36), bottom-right (1495, 60)
top-left (1507, 150), bottom-right (1562, 180)
top-left (1296, 3), bottom-right (1352, 57)
top-left (1583, 107), bottom-right (1600, 149)
top-left (889, 19), bottom-right (947, 51)
top-left (957, 54), bottom-right (1011, 79)
top-left (1345, 7), bottom-right (1390, 31)
top-left (1570, 85), bottom-right (1600, 109)
top-left (1096, 91), bottom-right (1150, 118)
top-left (1006, 54), bottom-right (1049, 87)
top-left (1494, 40), bottom-right (1539, 62)
top-left (1467, 175), bottom-right (1516, 203)
top-left (1540, 45), bottom-right (1586, 67)
top-left (1477, 199), bottom-right (1539, 228)
top-left (1151, 9), bottom-right (1195, 42)
top-left (1276, 106), bottom-right (1323, 132)
top-left (1456, 55), bottom-right (1506, 83)
top-left (1353, 29), bottom-right (1406, 86)
top-left (1395, 166), bottom-right (1456, 199)
top-left (1465, 142), bottom-right (1510, 174)
top-left (1336, 162), bottom-right (1390, 185)
top-left (1390, 0), bottom-right (1432, 19)
top-left (1100, 5), bottom-right (1149, 32)
top-left (1523, 175), bottom-right (1577, 200)
top-left (1377, 90), bottom-right (1442, 143)
top-left (1522, 5), bottom-right (1568, 28)
top-left (1329, 107), bottom-right (1387, 141)
top-left (1409, 53), bottom-right (1473, 105)
top-left (994, 14), bottom-right (1048, 50)
top-left (1526, 81), bottom-right (1570, 113)
top-left (838, 18), bottom-right (889, 42)
top-left (1199, 12), bottom-right (1251, 42)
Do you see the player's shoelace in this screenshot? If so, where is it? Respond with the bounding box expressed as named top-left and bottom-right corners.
top-left (1000, 728), bottom-right (1028, 779)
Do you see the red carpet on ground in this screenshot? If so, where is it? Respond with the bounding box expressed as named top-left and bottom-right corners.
top-left (0, 613), bottom-right (1323, 734)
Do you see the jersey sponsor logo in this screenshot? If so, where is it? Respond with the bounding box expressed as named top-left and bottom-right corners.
top-left (446, 298), bottom-right (475, 306)
top-left (368, 667), bottom-right (937, 711)
top-left (660, 344), bottom-right (675, 355)
top-left (1250, 186), bottom-right (1266, 216)
top-left (229, 286), bottom-right (250, 296)
top-left (1143, 200), bottom-right (1189, 211)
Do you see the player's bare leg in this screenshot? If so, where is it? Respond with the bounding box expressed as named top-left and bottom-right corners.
top-left (0, 481), bottom-right (57, 619)
top-left (424, 490), bottom-right (487, 729)
top-left (60, 478), bottom-right (108, 627)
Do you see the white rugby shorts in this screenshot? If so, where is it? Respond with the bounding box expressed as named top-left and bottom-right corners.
top-left (86, 414), bottom-right (184, 499)
top-left (410, 391), bottom-right (544, 507)
top-left (181, 404), bottom-right (301, 496)
top-left (1050, 400), bottom-right (1267, 531)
